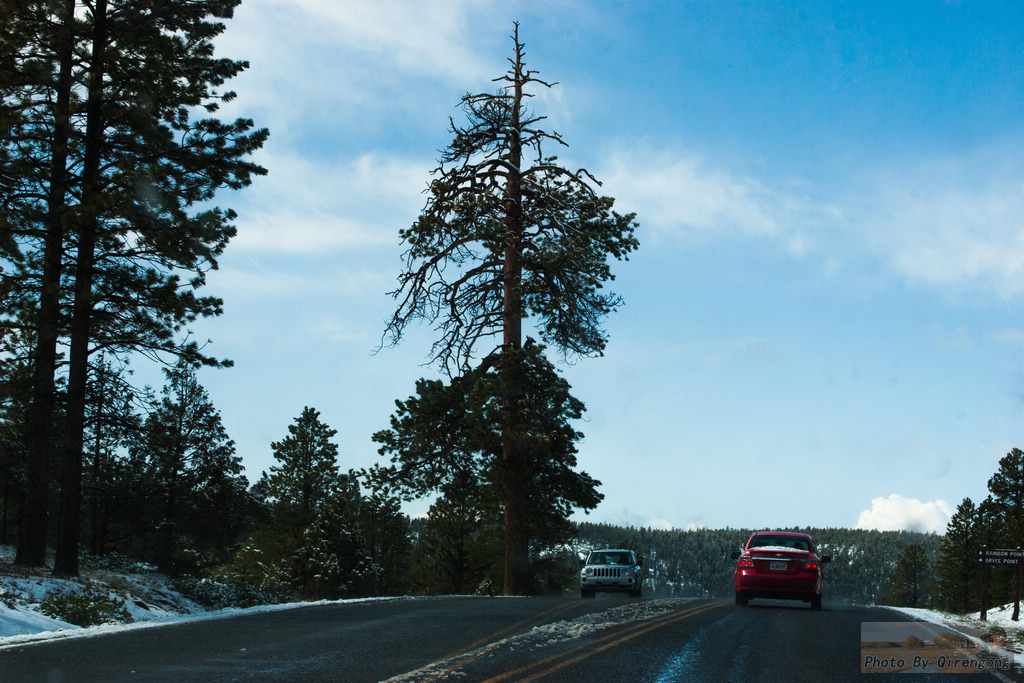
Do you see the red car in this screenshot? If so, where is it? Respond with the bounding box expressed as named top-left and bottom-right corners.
top-left (732, 531), bottom-right (831, 610)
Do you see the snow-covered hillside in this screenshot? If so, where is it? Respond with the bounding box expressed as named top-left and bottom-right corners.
top-left (0, 543), bottom-right (208, 643)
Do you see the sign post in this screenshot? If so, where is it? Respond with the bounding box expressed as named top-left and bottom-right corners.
top-left (978, 547), bottom-right (1024, 621)
top-left (1015, 547), bottom-right (1022, 622)
top-left (980, 546), bottom-right (988, 622)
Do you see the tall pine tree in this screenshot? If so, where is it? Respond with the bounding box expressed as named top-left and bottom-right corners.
top-left (257, 407), bottom-right (341, 542)
top-left (934, 497), bottom-right (981, 613)
top-left (988, 448), bottom-right (1024, 547)
top-left (382, 25), bottom-right (635, 593)
top-left (1, 0), bottom-right (78, 568)
top-left (1, 0), bottom-right (267, 574)
top-left (888, 543), bottom-right (933, 608)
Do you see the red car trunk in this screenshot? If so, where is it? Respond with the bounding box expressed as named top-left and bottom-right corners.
top-left (733, 532), bottom-right (829, 609)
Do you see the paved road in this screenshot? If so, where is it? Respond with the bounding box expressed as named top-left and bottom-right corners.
top-left (1, 596), bottom-right (1020, 682)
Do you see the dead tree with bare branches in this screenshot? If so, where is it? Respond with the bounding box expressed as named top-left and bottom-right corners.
top-left (382, 24), bottom-right (637, 595)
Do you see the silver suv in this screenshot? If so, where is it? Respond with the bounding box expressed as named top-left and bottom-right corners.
top-left (580, 548), bottom-right (642, 598)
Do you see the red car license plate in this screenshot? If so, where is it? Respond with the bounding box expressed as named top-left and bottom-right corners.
top-left (770, 562), bottom-right (787, 571)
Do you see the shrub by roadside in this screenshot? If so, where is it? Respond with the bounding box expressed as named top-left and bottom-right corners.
top-left (170, 575), bottom-right (284, 610)
top-left (39, 586), bottom-right (132, 628)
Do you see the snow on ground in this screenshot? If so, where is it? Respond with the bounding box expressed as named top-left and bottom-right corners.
top-left (0, 602), bottom-right (77, 638)
top-left (0, 542), bottom-right (204, 643)
top-left (886, 603), bottom-right (1023, 679)
top-left (888, 603), bottom-right (1024, 648)
top-left (0, 544), bottom-right (408, 649)
top-left (526, 598), bottom-right (694, 644)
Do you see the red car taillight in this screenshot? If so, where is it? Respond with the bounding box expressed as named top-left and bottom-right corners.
top-left (804, 562), bottom-right (819, 570)
top-left (738, 558), bottom-right (754, 567)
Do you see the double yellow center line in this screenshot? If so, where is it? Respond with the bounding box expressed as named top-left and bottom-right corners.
top-left (395, 599), bottom-right (727, 683)
top-left (399, 602), bottom-right (729, 679)
top-left (415, 600), bottom-right (583, 682)
top-left (483, 600), bottom-right (728, 683)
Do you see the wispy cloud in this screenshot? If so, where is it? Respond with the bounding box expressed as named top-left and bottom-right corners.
top-left (271, 0), bottom-right (491, 79)
top-left (212, 262), bottom-right (390, 299)
top-left (855, 154), bottom-right (1024, 295)
top-left (309, 316), bottom-right (374, 342)
top-left (599, 142), bottom-right (1024, 297)
top-left (233, 152), bottom-right (430, 253)
top-left (599, 148), bottom-right (787, 239)
top-left (211, 265), bottom-right (311, 295)
top-left (215, 0), bottom-right (497, 135)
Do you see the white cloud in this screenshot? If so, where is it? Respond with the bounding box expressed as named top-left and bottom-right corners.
top-left (836, 163), bottom-right (1020, 300)
top-left (271, 0), bottom-right (491, 80)
top-left (855, 494), bottom-right (953, 534)
top-left (600, 149), bottom-right (786, 239)
top-left (211, 265), bottom-right (310, 295)
top-left (844, 150), bottom-right (1024, 295)
top-left (309, 317), bottom-right (373, 343)
top-left (233, 152), bottom-right (429, 253)
top-left (601, 142), bottom-right (1024, 297)
top-left (211, 264), bottom-right (389, 298)
top-left (234, 211), bottom-right (391, 252)
top-left (214, 0), bottom-right (497, 135)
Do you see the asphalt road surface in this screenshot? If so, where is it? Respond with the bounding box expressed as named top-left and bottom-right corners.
top-left (1, 596), bottom-right (1021, 682)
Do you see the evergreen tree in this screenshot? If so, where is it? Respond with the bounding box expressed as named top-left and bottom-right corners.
top-left (1, 0), bottom-right (267, 574)
top-left (243, 408), bottom-right (407, 598)
top-left (357, 491), bottom-right (413, 596)
top-left (130, 361), bottom-right (248, 571)
top-left (988, 448), bottom-right (1024, 547)
top-left (0, 332), bottom-right (33, 545)
top-left (381, 24), bottom-right (636, 594)
top-left (888, 543), bottom-right (933, 608)
top-left (934, 497), bottom-right (981, 613)
top-left (257, 407), bottom-right (341, 544)
top-left (980, 451), bottom-right (1024, 608)
top-left (293, 475), bottom-right (375, 599)
top-left (411, 476), bottom-right (494, 595)
top-left (56, 0), bottom-right (266, 577)
top-left (81, 356), bottom-right (142, 555)
top-left (1, 0), bottom-right (78, 568)
top-left (372, 344), bottom-right (603, 592)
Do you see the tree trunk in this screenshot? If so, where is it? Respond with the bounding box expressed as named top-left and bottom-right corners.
top-left (501, 33), bottom-right (530, 596)
top-left (16, 0), bottom-right (77, 568)
top-left (89, 377), bottom-right (104, 555)
top-left (2, 472), bottom-right (9, 544)
top-left (160, 470), bottom-right (177, 572)
top-left (55, 0), bottom-right (108, 577)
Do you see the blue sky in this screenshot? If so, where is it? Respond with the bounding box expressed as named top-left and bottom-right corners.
top-left (174, 0), bottom-right (1024, 533)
